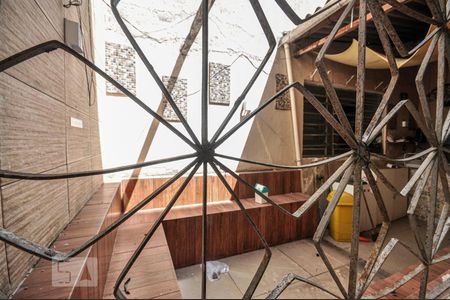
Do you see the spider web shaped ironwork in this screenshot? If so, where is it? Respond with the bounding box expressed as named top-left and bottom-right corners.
top-left (0, 0), bottom-right (449, 299)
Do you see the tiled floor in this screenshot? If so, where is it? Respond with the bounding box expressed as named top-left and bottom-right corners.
top-left (175, 217), bottom-right (450, 299)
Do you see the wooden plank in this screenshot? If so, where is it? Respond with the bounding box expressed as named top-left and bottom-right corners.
top-left (102, 214), bottom-right (181, 299)
top-left (14, 183), bottom-right (121, 299)
top-left (0, 73), bottom-right (66, 187)
top-left (2, 166), bottom-right (69, 288)
top-left (162, 193), bottom-right (316, 268)
top-left (0, 0), bottom-right (65, 101)
top-left (296, 1), bottom-right (405, 56)
top-left (68, 158), bottom-right (93, 220)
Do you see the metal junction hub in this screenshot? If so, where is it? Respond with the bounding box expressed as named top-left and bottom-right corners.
top-left (198, 145), bottom-right (215, 162)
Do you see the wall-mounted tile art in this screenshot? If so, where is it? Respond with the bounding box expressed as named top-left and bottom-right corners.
top-left (209, 62), bottom-right (231, 106)
top-left (105, 42), bottom-right (136, 95)
top-left (275, 73), bottom-right (291, 110)
top-left (162, 76), bottom-right (188, 122)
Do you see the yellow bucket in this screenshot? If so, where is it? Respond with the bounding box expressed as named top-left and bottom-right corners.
top-left (326, 190), bottom-right (354, 242)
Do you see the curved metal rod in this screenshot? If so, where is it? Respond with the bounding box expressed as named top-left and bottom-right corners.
top-left (371, 147), bottom-right (437, 163)
top-left (0, 40), bottom-right (197, 150)
top-left (211, 162), bottom-right (271, 300)
top-left (313, 163), bottom-right (356, 299)
top-left (0, 153), bottom-right (197, 180)
top-left (215, 151), bottom-right (353, 170)
top-left (274, 0), bottom-right (302, 25)
top-left (416, 31), bottom-right (440, 140)
top-left (215, 82), bottom-right (358, 150)
top-left (111, 0), bottom-right (201, 148)
top-left (368, 163), bottom-right (400, 196)
top-left (213, 82), bottom-right (296, 148)
top-left (365, 100), bottom-right (409, 145)
top-left (0, 159), bottom-right (198, 262)
top-left (267, 273), bottom-right (342, 299)
top-left (210, 0), bottom-right (276, 144)
top-left (363, 0), bottom-right (400, 141)
top-left (113, 161), bottom-right (201, 299)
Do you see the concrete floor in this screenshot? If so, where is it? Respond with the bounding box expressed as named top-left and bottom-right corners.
top-left (176, 217), bottom-right (450, 299)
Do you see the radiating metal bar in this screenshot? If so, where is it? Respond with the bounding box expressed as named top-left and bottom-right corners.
top-left (267, 273), bottom-right (342, 299)
top-left (407, 26), bottom-right (441, 56)
top-left (213, 159), bottom-right (293, 217)
top-left (363, 0), bottom-right (400, 142)
top-left (416, 32), bottom-right (440, 139)
top-left (0, 153), bottom-right (196, 180)
top-left (405, 101), bottom-right (438, 146)
top-left (426, 0), bottom-right (445, 23)
top-left (408, 160), bottom-right (435, 214)
top-left (349, 161), bottom-right (363, 298)
top-left (0, 40), bottom-right (197, 149)
top-left (214, 82), bottom-right (297, 148)
top-left (294, 83), bottom-right (358, 149)
top-left (365, 100), bottom-right (408, 145)
top-left (211, 162), bottom-right (271, 300)
top-left (210, 0), bottom-right (275, 144)
top-left (293, 156), bottom-right (355, 218)
top-left (432, 204), bottom-right (449, 256)
top-left (426, 276), bottom-right (450, 299)
top-left (274, 0), bottom-right (302, 25)
top-left (215, 150), bottom-right (353, 170)
top-left (365, 264), bottom-right (426, 299)
top-left (381, 0), bottom-right (440, 25)
top-left (401, 151), bottom-right (437, 196)
top-left (358, 236), bottom-right (398, 298)
top-left (364, 166), bottom-right (390, 221)
top-left (111, 0), bottom-right (201, 148)
top-left (369, 163), bottom-right (400, 196)
top-left (201, 162), bottom-right (208, 299)
top-left (113, 162), bottom-right (201, 299)
top-left (372, 147), bottom-right (437, 163)
top-left (315, 0), bottom-right (356, 136)
top-left (0, 159), bottom-right (198, 261)
top-left (436, 32), bottom-right (446, 141)
top-left (201, 0), bottom-right (209, 145)
top-left (408, 213), bottom-right (431, 264)
top-left (313, 163), bottom-right (355, 298)
top-left (355, 0), bottom-right (367, 140)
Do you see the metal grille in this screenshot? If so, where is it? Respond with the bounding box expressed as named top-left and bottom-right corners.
top-left (0, 0), bottom-right (449, 299)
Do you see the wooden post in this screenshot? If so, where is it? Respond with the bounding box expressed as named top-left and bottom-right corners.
top-left (283, 43), bottom-right (303, 190)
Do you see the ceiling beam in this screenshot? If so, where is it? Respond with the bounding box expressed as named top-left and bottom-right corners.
top-left (296, 0), bottom-right (409, 56)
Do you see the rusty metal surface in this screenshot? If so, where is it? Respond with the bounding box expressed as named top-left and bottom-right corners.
top-left (0, 0), bottom-right (449, 299)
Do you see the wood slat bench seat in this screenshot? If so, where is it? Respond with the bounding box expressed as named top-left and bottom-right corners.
top-left (14, 183), bottom-right (122, 299)
top-left (102, 192), bottom-right (316, 299)
top-left (102, 214), bottom-right (181, 299)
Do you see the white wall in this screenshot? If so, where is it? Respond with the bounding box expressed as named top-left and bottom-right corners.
top-left (91, 0), bottom-right (326, 182)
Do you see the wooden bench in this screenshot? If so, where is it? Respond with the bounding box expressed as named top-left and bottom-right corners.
top-left (14, 183), bottom-right (122, 299)
top-left (101, 192), bottom-right (317, 298)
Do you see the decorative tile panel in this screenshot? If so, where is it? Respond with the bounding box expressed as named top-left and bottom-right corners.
top-left (105, 42), bottom-right (136, 95)
top-left (209, 62), bottom-right (230, 105)
top-left (275, 73), bottom-right (291, 110)
top-left (162, 76), bottom-right (188, 122)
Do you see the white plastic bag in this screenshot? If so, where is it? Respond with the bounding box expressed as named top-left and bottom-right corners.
top-left (203, 261), bottom-right (229, 281)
